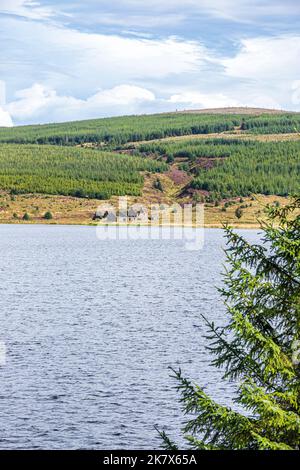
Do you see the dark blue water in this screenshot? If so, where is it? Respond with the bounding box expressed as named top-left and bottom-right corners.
top-left (0, 225), bottom-right (260, 449)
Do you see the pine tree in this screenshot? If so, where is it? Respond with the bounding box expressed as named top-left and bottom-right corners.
top-left (160, 197), bottom-right (300, 450)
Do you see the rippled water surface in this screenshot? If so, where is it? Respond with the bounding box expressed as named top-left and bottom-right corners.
top-left (0, 225), bottom-right (260, 449)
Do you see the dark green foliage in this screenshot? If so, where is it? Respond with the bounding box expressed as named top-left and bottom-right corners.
top-left (0, 144), bottom-right (167, 199)
top-left (138, 138), bottom-right (237, 160)
top-left (161, 198), bottom-right (300, 450)
top-left (179, 163), bottom-right (190, 172)
top-left (43, 211), bottom-right (53, 220)
top-left (1, 113), bottom-right (299, 147)
top-left (235, 207), bottom-right (243, 219)
top-left (22, 212), bottom-right (30, 220)
top-left (191, 140), bottom-right (300, 197)
top-left (240, 118), bottom-right (247, 131)
top-left (137, 137), bottom-right (300, 198)
top-left (0, 113), bottom-right (242, 146)
top-left (166, 154), bottom-right (175, 164)
top-left (243, 114), bottom-right (300, 134)
top-left (153, 178), bottom-right (163, 192)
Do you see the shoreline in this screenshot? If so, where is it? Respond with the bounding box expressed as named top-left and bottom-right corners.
top-left (0, 221), bottom-right (262, 229)
top-left (0, 191), bottom-right (290, 231)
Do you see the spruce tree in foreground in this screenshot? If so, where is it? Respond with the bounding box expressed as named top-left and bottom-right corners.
top-left (160, 197), bottom-right (300, 450)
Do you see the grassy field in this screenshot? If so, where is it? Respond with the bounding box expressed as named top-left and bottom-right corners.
top-left (123, 132), bottom-right (300, 146)
top-left (0, 190), bottom-right (291, 228)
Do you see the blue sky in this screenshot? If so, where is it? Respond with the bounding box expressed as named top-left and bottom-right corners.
top-left (0, 0), bottom-right (300, 126)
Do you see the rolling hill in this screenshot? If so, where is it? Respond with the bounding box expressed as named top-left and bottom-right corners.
top-left (0, 108), bottom-right (299, 226)
top-left (175, 107), bottom-right (298, 115)
top-left (1, 108), bottom-right (300, 145)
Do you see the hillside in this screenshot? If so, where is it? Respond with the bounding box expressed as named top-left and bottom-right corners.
top-left (1, 109), bottom-right (300, 145)
top-left (0, 109), bottom-right (299, 226)
top-left (132, 138), bottom-right (300, 197)
top-left (178, 107), bottom-right (298, 115)
top-left (0, 144), bottom-right (167, 199)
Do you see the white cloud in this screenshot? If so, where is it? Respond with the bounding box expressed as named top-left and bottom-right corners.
top-left (93, 12), bottom-right (185, 29)
top-left (169, 91), bottom-right (241, 109)
top-left (7, 83), bottom-right (63, 119)
top-left (1, 6), bottom-right (300, 123)
top-left (2, 1), bottom-right (298, 26)
top-left (0, 107), bottom-right (13, 127)
top-left (5, 83), bottom-right (156, 123)
top-left (0, 17), bottom-right (206, 97)
top-left (192, 0), bottom-right (300, 22)
top-left (0, 0), bottom-right (55, 19)
top-left (90, 85), bottom-right (155, 106)
top-left (5, 79), bottom-right (285, 127)
top-left (220, 35), bottom-right (300, 110)
top-left (223, 36), bottom-right (300, 80)
top-left (81, 1), bottom-right (300, 25)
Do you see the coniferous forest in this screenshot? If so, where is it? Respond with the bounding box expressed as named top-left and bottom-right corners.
top-left (0, 112), bottom-right (299, 201)
top-left (135, 138), bottom-right (300, 197)
top-left (0, 112), bottom-right (300, 145)
top-left (0, 144), bottom-right (166, 199)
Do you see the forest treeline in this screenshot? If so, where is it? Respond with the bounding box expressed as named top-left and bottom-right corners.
top-left (242, 114), bottom-right (300, 133)
top-left (135, 138), bottom-right (300, 197)
top-left (1, 113), bottom-right (300, 146)
top-left (0, 114), bottom-right (239, 145)
top-left (0, 144), bottom-right (167, 199)
top-left (189, 140), bottom-right (300, 197)
top-left (137, 137), bottom-right (254, 160)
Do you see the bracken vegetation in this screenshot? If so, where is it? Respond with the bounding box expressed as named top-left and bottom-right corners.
top-left (0, 144), bottom-right (167, 199)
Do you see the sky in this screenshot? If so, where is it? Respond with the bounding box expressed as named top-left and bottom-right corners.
top-left (0, 0), bottom-right (300, 126)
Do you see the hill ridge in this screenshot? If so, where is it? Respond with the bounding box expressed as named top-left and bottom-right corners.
top-left (176, 106), bottom-right (299, 115)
